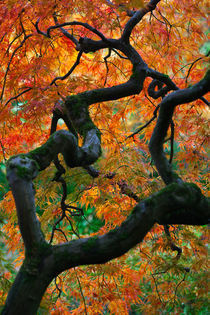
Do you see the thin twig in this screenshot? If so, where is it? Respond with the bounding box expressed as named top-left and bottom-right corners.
top-left (0, 140), bottom-right (7, 162)
top-left (50, 50), bottom-right (83, 85)
top-left (0, 34), bottom-right (33, 101)
top-left (112, 49), bottom-right (128, 59)
top-left (54, 276), bottom-right (62, 298)
top-left (185, 57), bottom-right (203, 84)
top-left (36, 19), bottom-right (108, 42)
top-left (118, 179), bottom-right (140, 202)
top-left (104, 48), bottom-right (111, 86)
top-left (74, 268), bottom-right (88, 315)
top-left (164, 225), bottom-right (182, 259)
top-left (126, 106), bottom-right (159, 139)
top-left (65, 215), bottom-right (80, 239)
top-left (199, 96), bottom-right (209, 107)
top-left (5, 33), bottom-right (23, 56)
top-left (151, 273), bottom-right (166, 307)
top-left (53, 14), bottom-right (78, 45)
top-left (2, 87), bottom-right (32, 111)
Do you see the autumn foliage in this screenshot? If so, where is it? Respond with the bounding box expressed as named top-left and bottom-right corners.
top-left (0, 0), bottom-right (209, 314)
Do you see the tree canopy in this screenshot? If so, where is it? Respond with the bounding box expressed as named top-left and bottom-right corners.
top-left (0, 0), bottom-right (209, 314)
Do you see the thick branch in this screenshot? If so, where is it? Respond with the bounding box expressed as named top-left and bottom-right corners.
top-left (25, 129), bottom-right (100, 170)
top-left (7, 150), bottom-right (209, 274)
top-left (6, 156), bottom-right (45, 251)
top-left (147, 68), bottom-right (179, 91)
top-left (51, 182), bottom-right (209, 274)
top-left (4, 171), bottom-right (209, 315)
top-left (64, 64), bottom-right (147, 119)
top-left (149, 70), bottom-right (210, 184)
top-left (6, 125), bottom-right (101, 251)
top-left (121, 0), bottom-right (161, 42)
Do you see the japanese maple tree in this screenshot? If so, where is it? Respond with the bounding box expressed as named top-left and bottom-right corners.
top-left (0, 0), bottom-right (209, 314)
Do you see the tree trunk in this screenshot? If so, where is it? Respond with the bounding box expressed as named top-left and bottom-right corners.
top-left (2, 263), bottom-right (53, 315)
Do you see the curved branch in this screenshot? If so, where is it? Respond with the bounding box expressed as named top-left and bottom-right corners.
top-left (6, 156), bottom-right (45, 251)
top-left (25, 129), bottom-right (100, 170)
top-left (148, 79), bottom-right (167, 99)
top-left (0, 34), bottom-right (33, 101)
top-left (121, 0), bottom-right (161, 42)
top-left (2, 87), bottom-right (32, 111)
top-left (6, 122), bottom-right (101, 251)
top-left (149, 70), bottom-right (210, 184)
top-left (52, 182), bottom-right (209, 274)
top-left (50, 22), bottom-right (108, 42)
top-left (53, 14), bottom-right (78, 46)
top-left (63, 48), bottom-right (147, 118)
top-left (147, 68), bottom-right (209, 106)
top-left (126, 105), bottom-right (159, 139)
top-left (36, 19), bottom-right (109, 42)
top-left (4, 168), bottom-right (209, 315)
top-left (50, 50), bottom-right (83, 85)
top-left (65, 71), bottom-right (145, 110)
top-left (6, 149), bottom-right (210, 273)
top-left (147, 68), bottom-right (179, 91)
